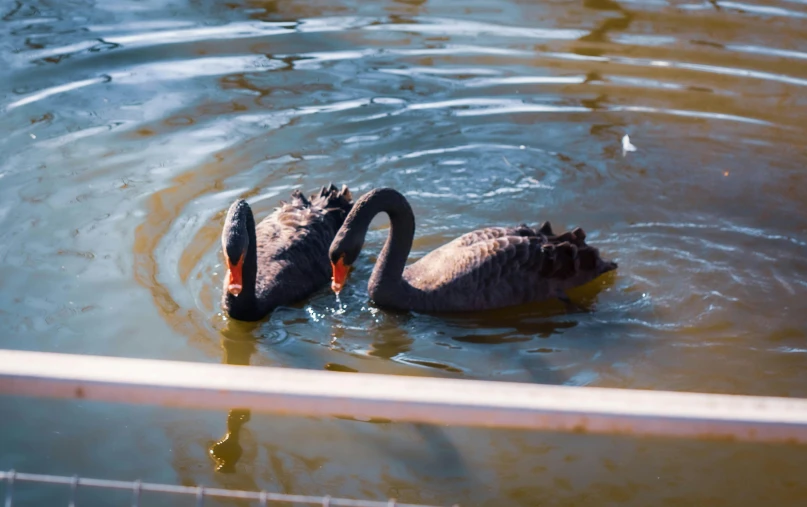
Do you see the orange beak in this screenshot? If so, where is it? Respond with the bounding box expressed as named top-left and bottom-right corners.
top-left (227, 254), bottom-right (244, 296)
top-left (331, 257), bottom-right (351, 293)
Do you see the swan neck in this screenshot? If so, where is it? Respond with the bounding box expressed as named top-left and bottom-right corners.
top-left (352, 189), bottom-right (415, 295)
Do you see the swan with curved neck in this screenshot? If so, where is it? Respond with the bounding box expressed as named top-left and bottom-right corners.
top-left (328, 188), bottom-right (616, 313)
top-left (221, 184), bottom-right (352, 321)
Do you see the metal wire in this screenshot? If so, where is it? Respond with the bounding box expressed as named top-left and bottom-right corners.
top-left (0, 471), bottom-right (452, 507)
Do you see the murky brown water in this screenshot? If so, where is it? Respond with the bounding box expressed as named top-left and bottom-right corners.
top-left (2, 0), bottom-right (807, 505)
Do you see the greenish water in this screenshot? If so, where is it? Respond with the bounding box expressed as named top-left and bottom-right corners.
top-left (2, 0), bottom-right (807, 505)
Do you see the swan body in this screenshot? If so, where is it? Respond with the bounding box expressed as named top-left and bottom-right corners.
top-left (221, 184), bottom-right (353, 321)
top-left (329, 188), bottom-right (616, 313)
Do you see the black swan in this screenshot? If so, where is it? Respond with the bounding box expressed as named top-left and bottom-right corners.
top-left (221, 184), bottom-right (353, 321)
top-left (328, 188), bottom-right (616, 313)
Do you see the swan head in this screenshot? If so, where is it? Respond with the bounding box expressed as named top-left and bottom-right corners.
top-left (222, 200), bottom-right (251, 296)
top-left (329, 230), bottom-right (361, 294)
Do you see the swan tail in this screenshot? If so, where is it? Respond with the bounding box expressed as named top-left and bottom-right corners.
top-left (290, 189), bottom-right (310, 208)
top-left (312, 182), bottom-right (353, 212)
top-left (537, 225), bottom-right (617, 279)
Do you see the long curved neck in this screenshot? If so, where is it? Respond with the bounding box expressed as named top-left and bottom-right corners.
top-left (347, 189), bottom-right (415, 296)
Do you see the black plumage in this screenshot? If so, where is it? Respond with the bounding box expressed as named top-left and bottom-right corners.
top-left (221, 184), bottom-right (353, 321)
top-left (328, 188), bottom-right (616, 313)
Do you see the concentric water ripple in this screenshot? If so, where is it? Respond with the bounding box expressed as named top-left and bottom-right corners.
top-left (2, 0), bottom-right (807, 505)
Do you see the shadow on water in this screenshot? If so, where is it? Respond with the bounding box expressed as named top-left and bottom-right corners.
top-left (437, 274), bottom-right (616, 344)
top-left (416, 270), bottom-right (622, 385)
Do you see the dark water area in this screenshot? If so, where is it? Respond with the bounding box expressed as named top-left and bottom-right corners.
top-left (1, 0), bottom-right (807, 505)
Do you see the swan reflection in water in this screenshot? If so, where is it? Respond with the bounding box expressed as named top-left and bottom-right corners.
top-left (210, 183), bottom-right (354, 472)
top-left (206, 262), bottom-right (618, 472)
top-left (208, 321), bottom-right (259, 473)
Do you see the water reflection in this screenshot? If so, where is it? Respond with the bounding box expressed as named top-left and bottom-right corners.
top-left (209, 321), bottom-right (259, 474)
top-left (367, 315), bottom-right (415, 360)
top-left (580, 0), bottom-right (634, 51)
top-left (3, 0), bottom-right (807, 504)
top-left (209, 408), bottom-right (252, 473)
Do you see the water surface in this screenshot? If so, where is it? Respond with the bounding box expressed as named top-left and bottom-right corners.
top-left (2, 0), bottom-right (807, 505)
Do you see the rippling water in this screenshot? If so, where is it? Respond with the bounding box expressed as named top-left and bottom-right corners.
top-left (2, 0), bottom-right (807, 505)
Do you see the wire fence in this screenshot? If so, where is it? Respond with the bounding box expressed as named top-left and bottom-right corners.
top-left (0, 471), bottom-right (454, 507)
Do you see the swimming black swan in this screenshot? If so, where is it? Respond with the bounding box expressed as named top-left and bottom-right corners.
top-left (328, 188), bottom-right (616, 312)
top-left (221, 184), bottom-right (353, 321)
